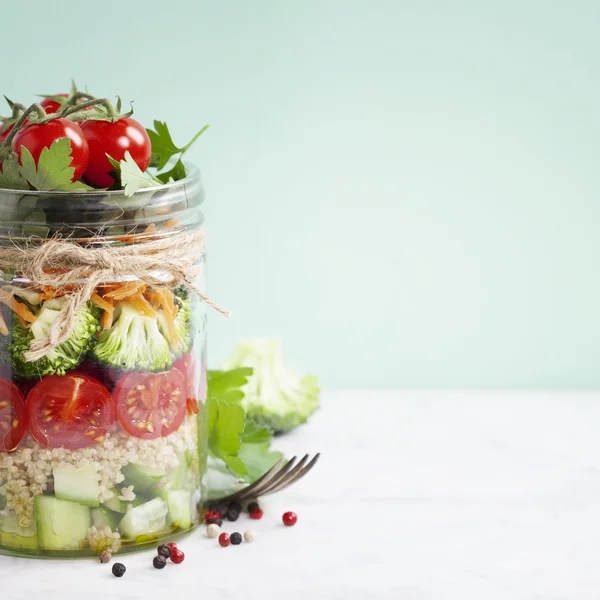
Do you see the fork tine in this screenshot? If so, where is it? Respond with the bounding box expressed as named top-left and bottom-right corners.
top-left (257, 454), bottom-right (310, 496)
top-left (215, 457), bottom-right (287, 504)
top-left (238, 455), bottom-right (299, 500)
top-left (262, 453), bottom-right (320, 496)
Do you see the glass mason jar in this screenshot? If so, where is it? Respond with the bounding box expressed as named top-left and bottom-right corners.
top-left (0, 165), bottom-right (208, 557)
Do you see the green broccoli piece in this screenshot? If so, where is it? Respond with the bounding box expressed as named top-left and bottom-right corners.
top-left (92, 300), bottom-right (172, 372)
top-left (10, 297), bottom-right (99, 378)
top-left (223, 338), bottom-right (320, 433)
top-left (157, 295), bottom-right (193, 357)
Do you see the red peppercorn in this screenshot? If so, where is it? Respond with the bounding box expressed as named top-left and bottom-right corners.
top-left (282, 511), bottom-right (297, 526)
top-left (218, 532), bottom-right (231, 547)
top-left (170, 548), bottom-right (185, 564)
top-left (167, 542), bottom-right (177, 550)
top-left (205, 510), bottom-right (221, 521)
top-left (249, 508), bottom-right (263, 520)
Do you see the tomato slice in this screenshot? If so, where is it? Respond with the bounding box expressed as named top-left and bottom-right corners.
top-left (0, 378), bottom-right (27, 452)
top-left (27, 374), bottom-right (114, 449)
top-left (114, 369), bottom-right (187, 439)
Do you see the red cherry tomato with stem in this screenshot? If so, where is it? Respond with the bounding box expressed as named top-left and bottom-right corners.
top-left (13, 119), bottom-right (89, 181)
top-left (114, 368), bottom-right (187, 439)
top-left (26, 374), bottom-right (114, 449)
top-left (39, 94), bottom-right (69, 115)
top-left (0, 378), bottom-right (27, 452)
top-left (79, 118), bottom-right (151, 187)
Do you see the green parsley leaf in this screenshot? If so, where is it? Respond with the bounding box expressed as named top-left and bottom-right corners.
top-left (207, 367), bottom-right (283, 482)
top-left (237, 441), bottom-right (283, 482)
top-left (240, 419), bottom-right (273, 444)
top-left (207, 368), bottom-right (253, 404)
top-left (118, 151), bottom-right (159, 197)
top-left (147, 120), bottom-right (182, 170)
top-left (155, 159), bottom-right (186, 184)
top-left (0, 154), bottom-right (29, 190)
top-left (18, 137), bottom-right (92, 191)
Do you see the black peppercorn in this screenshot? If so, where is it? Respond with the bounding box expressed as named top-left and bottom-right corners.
top-left (229, 500), bottom-right (242, 514)
top-left (226, 508), bottom-right (240, 522)
top-left (206, 517), bottom-right (223, 527)
top-left (247, 501), bottom-right (259, 514)
top-left (157, 544), bottom-right (171, 559)
top-left (112, 563), bottom-right (126, 578)
top-left (230, 532), bottom-right (242, 545)
top-left (153, 555), bottom-right (167, 569)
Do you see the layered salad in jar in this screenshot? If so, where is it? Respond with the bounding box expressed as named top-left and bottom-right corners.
top-left (0, 83), bottom-right (211, 556)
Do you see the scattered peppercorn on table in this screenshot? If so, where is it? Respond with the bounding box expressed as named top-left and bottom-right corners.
top-left (3, 391), bottom-right (600, 599)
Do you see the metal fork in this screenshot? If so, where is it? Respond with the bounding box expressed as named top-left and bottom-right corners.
top-left (213, 453), bottom-right (320, 504)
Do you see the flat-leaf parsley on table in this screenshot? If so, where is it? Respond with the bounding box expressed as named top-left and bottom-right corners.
top-left (207, 368), bottom-right (283, 482)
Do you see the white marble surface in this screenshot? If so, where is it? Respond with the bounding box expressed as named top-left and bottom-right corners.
top-left (3, 390), bottom-right (600, 599)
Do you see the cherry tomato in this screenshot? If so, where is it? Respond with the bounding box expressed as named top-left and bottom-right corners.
top-left (13, 119), bottom-right (89, 181)
top-left (114, 368), bottom-right (187, 439)
top-left (0, 378), bottom-right (27, 452)
top-left (0, 123), bottom-right (15, 144)
top-left (39, 94), bottom-right (69, 115)
top-left (80, 118), bottom-right (151, 187)
top-left (26, 374), bottom-right (114, 449)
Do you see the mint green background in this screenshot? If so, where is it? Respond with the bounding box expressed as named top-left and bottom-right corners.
top-left (2, 1), bottom-right (599, 388)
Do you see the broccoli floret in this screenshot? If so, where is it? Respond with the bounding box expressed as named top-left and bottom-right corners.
top-left (157, 296), bottom-right (193, 357)
top-left (223, 338), bottom-right (320, 433)
top-left (10, 297), bottom-right (99, 378)
top-left (92, 300), bottom-right (172, 372)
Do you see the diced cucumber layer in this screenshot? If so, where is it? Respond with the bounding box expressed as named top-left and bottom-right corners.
top-left (122, 463), bottom-right (165, 493)
top-left (102, 490), bottom-right (125, 514)
top-left (167, 490), bottom-right (192, 529)
top-left (0, 510), bottom-right (36, 537)
top-left (118, 498), bottom-right (167, 539)
top-left (0, 531), bottom-right (38, 551)
top-left (91, 507), bottom-right (120, 531)
top-left (53, 464), bottom-right (99, 507)
top-left (35, 495), bottom-right (91, 551)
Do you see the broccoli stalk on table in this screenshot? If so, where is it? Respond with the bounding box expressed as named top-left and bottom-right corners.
top-left (223, 338), bottom-right (320, 434)
top-left (10, 297), bottom-right (99, 378)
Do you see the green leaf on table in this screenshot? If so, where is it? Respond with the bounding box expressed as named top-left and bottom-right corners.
top-left (207, 368), bottom-right (253, 404)
top-left (237, 441), bottom-right (283, 482)
top-left (19, 137), bottom-right (92, 191)
top-left (119, 150), bottom-right (159, 197)
top-left (207, 397), bottom-right (247, 476)
top-left (240, 419), bottom-right (273, 444)
top-left (0, 154), bottom-right (29, 190)
top-left (147, 120), bottom-right (182, 170)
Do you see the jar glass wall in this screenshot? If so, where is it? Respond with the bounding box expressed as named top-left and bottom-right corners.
top-left (0, 167), bottom-right (208, 557)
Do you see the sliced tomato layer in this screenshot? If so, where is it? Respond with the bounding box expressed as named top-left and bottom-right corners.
top-left (0, 378), bottom-right (27, 452)
top-left (27, 374), bottom-right (114, 449)
top-left (114, 368), bottom-right (187, 440)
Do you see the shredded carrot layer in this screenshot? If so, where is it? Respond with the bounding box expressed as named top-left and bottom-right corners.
top-left (128, 293), bottom-right (157, 318)
top-left (104, 281), bottom-right (146, 301)
top-left (0, 291), bottom-right (36, 324)
top-left (0, 311), bottom-right (8, 336)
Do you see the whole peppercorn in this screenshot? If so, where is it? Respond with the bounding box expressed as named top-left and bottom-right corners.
top-left (205, 509), bottom-right (221, 521)
top-left (226, 508), bottom-right (240, 522)
top-left (249, 508), bottom-right (264, 520)
top-left (218, 532), bottom-right (231, 547)
top-left (282, 511), bottom-right (297, 527)
top-left (112, 563), bottom-right (126, 578)
top-left (229, 500), bottom-right (242, 514)
top-left (153, 555), bottom-right (167, 569)
top-left (170, 548), bottom-right (185, 564)
top-left (230, 532), bottom-right (242, 545)
top-left (244, 530), bottom-right (256, 543)
top-left (99, 550), bottom-right (111, 564)
top-left (247, 501), bottom-right (259, 514)
top-left (167, 542), bottom-right (178, 551)
top-left (206, 523), bottom-right (221, 538)
top-left (213, 503), bottom-right (228, 517)
top-left (157, 544), bottom-right (171, 559)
